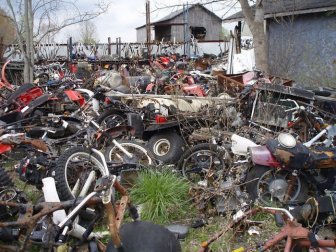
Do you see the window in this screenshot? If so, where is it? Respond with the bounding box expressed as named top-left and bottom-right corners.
top-left (190, 26), bottom-right (206, 40)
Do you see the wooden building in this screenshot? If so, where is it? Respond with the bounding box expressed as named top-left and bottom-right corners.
top-left (223, 0), bottom-right (336, 88)
top-left (136, 3), bottom-right (223, 43)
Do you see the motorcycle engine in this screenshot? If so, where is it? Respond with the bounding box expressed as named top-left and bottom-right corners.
top-left (292, 191), bottom-right (336, 226)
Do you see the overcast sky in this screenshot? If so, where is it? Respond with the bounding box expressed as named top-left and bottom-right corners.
top-left (56, 0), bottom-right (241, 43)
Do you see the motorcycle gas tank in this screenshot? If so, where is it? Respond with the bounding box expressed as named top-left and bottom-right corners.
top-left (250, 145), bottom-right (281, 167)
top-left (267, 139), bottom-right (311, 169)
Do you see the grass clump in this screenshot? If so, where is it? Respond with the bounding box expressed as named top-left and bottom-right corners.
top-left (130, 169), bottom-right (191, 224)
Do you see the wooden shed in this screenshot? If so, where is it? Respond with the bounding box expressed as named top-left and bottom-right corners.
top-left (223, 0), bottom-right (336, 88)
top-left (136, 3), bottom-right (223, 43)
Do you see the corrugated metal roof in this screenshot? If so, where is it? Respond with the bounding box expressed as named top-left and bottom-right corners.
top-left (136, 3), bottom-right (222, 29)
top-left (223, 0), bottom-right (336, 22)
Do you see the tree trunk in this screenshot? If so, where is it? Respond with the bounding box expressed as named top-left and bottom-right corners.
top-left (28, 0), bottom-right (34, 83)
top-left (238, 0), bottom-right (269, 75)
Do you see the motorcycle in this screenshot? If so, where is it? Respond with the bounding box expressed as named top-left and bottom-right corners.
top-left (246, 125), bottom-right (336, 206)
top-left (178, 130), bottom-right (259, 213)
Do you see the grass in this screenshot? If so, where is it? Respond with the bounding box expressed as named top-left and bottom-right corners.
top-left (130, 169), bottom-right (193, 224)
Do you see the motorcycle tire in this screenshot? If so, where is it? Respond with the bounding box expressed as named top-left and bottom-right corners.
top-left (146, 131), bottom-right (184, 164)
top-left (96, 109), bottom-right (127, 129)
top-left (105, 140), bottom-right (156, 167)
top-left (177, 143), bottom-right (229, 183)
top-left (246, 165), bottom-right (309, 206)
top-left (54, 147), bottom-right (106, 201)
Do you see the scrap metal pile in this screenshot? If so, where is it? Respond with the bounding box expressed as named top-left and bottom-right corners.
top-left (0, 54), bottom-right (335, 251)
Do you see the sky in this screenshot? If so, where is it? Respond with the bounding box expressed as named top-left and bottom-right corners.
top-left (55, 0), bottom-right (241, 43)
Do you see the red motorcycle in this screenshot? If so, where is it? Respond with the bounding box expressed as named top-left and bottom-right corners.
top-left (245, 129), bottom-right (336, 206)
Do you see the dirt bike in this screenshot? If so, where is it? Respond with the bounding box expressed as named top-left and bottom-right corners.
top-left (246, 125), bottom-right (336, 206)
top-left (53, 119), bottom-right (156, 201)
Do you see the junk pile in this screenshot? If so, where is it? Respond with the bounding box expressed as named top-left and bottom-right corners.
top-left (0, 53), bottom-right (335, 251)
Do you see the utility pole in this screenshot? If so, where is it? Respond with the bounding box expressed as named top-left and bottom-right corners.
top-left (146, 0), bottom-right (151, 59)
top-left (183, 3), bottom-right (190, 57)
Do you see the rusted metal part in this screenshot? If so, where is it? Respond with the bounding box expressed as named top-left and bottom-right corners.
top-left (215, 73), bottom-right (245, 95)
top-left (96, 239), bottom-right (106, 251)
top-left (114, 195), bottom-right (129, 229)
top-left (105, 202), bottom-right (122, 248)
top-left (201, 207), bottom-right (336, 252)
top-left (0, 197), bottom-right (101, 228)
top-left (113, 180), bottom-right (128, 197)
top-left (283, 172), bottom-right (298, 203)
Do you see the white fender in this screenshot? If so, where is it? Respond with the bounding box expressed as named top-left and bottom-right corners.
top-left (42, 177), bottom-right (96, 239)
top-left (231, 134), bottom-right (258, 156)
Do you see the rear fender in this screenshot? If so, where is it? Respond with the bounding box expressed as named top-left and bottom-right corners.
top-left (250, 145), bottom-right (280, 167)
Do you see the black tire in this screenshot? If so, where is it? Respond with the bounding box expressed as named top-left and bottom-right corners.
top-left (96, 109), bottom-right (127, 129)
top-left (146, 131), bottom-right (184, 164)
top-left (245, 165), bottom-right (309, 206)
top-left (54, 147), bottom-right (106, 201)
top-left (0, 166), bottom-right (14, 188)
top-left (177, 143), bottom-right (230, 183)
top-left (105, 140), bottom-right (156, 167)
top-left (106, 221), bottom-right (181, 252)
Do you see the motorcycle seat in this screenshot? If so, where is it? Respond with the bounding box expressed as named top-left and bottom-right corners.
top-left (309, 147), bottom-right (336, 169)
top-left (267, 139), bottom-right (336, 170)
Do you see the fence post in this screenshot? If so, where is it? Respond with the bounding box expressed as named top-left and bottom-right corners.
top-left (108, 37), bottom-right (111, 55)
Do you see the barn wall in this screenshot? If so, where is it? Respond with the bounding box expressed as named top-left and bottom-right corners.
top-left (268, 12), bottom-right (336, 88)
top-left (136, 27), bottom-right (147, 42)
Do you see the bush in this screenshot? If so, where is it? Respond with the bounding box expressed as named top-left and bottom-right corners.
top-left (130, 170), bottom-right (191, 224)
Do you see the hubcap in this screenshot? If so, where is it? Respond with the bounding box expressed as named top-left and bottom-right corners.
top-left (153, 139), bottom-right (170, 156)
top-left (268, 179), bottom-right (288, 201)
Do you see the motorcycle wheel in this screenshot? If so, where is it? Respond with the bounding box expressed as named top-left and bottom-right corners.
top-left (146, 131), bottom-right (184, 164)
top-left (96, 109), bottom-right (127, 129)
top-left (104, 140), bottom-right (156, 167)
top-left (246, 165), bottom-right (308, 206)
top-left (54, 147), bottom-right (106, 200)
top-left (177, 143), bottom-right (229, 183)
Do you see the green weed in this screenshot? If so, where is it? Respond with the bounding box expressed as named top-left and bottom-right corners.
top-left (130, 169), bottom-right (192, 224)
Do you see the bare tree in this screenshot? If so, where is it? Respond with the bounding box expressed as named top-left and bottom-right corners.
top-left (238, 0), bottom-right (268, 74)
top-left (4, 0), bottom-right (110, 83)
top-left (79, 20), bottom-right (98, 44)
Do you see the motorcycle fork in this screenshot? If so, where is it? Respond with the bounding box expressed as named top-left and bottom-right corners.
top-left (283, 170), bottom-right (298, 203)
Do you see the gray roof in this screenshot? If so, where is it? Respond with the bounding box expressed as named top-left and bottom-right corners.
top-left (136, 3), bottom-right (222, 29)
top-left (223, 0), bottom-right (336, 22)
